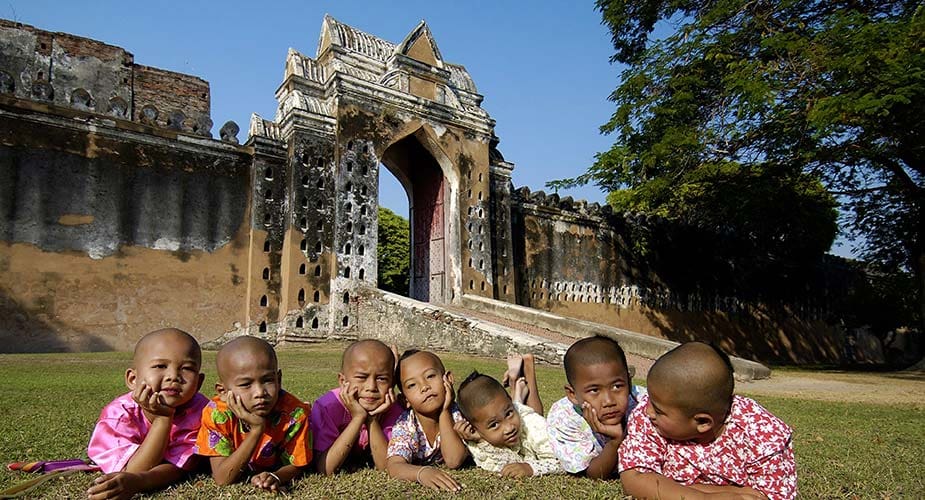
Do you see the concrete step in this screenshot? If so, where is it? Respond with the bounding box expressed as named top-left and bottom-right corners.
top-left (458, 294), bottom-right (771, 381)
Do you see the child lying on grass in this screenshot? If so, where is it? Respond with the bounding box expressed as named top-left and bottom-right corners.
top-left (86, 328), bottom-right (208, 499)
top-left (311, 339), bottom-right (402, 475)
top-left (453, 354), bottom-right (562, 477)
top-left (194, 336), bottom-right (311, 492)
top-left (546, 335), bottom-right (644, 479)
top-left (386, 349), bottom-right (468, 492)
top-left (618, 342), bottom-right (796, 499)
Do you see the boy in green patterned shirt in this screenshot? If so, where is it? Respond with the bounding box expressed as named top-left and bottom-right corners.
top-left (195, 336), bottom-right (311, 492)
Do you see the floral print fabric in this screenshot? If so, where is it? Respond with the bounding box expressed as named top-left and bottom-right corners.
top-left (619, 394), bottom-right (797, 500)
top-left (386, 404), bottom-right (464, 465)
top-left (194, 391), bottom-right (311, 470)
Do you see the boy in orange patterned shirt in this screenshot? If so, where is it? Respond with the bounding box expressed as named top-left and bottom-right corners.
top-left (195, 336), bottom-right (311, 492)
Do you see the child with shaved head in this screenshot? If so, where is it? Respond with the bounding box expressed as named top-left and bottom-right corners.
top-left (547, 335), bottom-right (644, 479)
top-left (454, 366), bottom-right (562, 477)
top-left (311, 339), bottom-right (402, 475)
top-left (87, 328), bottom-right (208, 499)
top-left (619, 342), bottom-right (796, 499)
top-left (195, 336), bottom-right (311, 492)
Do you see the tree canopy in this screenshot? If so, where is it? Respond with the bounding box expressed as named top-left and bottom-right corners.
top-left (377, 206), bottom-right (410, 296)
top-left (552, 0), bottom-right (923, 328)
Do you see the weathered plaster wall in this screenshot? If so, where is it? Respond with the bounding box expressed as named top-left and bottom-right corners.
top-left (0, 102), bottom-right (253, 352)
top-left (507, 189), bottom-right (847, 364)
top-left (0, 19), bottom-right (211, 136)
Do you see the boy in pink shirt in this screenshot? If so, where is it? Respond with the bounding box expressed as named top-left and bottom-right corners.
top-left (311, 339), bottom-right (402, 474)
top-left (87, 328), bottom-right (208, 499)
top-left (619, 342), bottom-right (796, 499)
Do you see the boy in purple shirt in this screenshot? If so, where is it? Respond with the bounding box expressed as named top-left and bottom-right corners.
top-left (311, 339), bottom-right (402, 474)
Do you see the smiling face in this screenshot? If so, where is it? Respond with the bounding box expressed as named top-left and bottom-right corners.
top-left (339, 343), bottom-right (394, 412)
top-left (126, 329), bottom-right (204, 408)
top-left (397, 352), bottom-right (447, 416)
top-left (469, 392), bottom-right (522, 448)
top-left (565, 360), bottom-right (630, 426)
top-left (217, 342), bottom-right (281, 417)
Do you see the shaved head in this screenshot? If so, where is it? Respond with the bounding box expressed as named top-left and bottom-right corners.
top-left (216, 336), bottom-right (278, 383)
top-left (648, 342), bottom-right (734, 417)
top-left (133, 328), bottom-right (200, 367)
top-left (457, 371), bottom-right (509, 421)
top-left (564, 335), bottom-right (628, 386)
top-left (342, 339), bottom-right (394, 371)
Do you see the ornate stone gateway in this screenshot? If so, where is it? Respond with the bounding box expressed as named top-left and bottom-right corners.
top-left (247, 16), bottom-right (513, 339)
top-left (0, 16), bottom-right (853, 363)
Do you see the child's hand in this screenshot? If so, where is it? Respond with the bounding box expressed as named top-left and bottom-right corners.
top-left (223, 392), bottom-right (266, 430)
top-left (500, 462), bottom-right (533, 478)
top-left (442, 372), bottom-right (455, 412)
top-left (338, 382), bottom-right (369, 420)
top-left (453, 420), bottom-right (480, 441)
top-left (581, 402), bottom-right (624, 442)
top-left (416, 465), bottom-right (462, 492)
top-left (86, 471), bottom-right (141, 500)
top-left (250, 471), bottom-right (285, 492)
top-left (368, 391), bottom-right (395, 421)
top-left (131, 382), bottom-right (175, 418)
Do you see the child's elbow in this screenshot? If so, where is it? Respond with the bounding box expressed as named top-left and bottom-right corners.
top-left (315, 460), bottom-right (335, 476)
top-left (443, 456), bottom-right (466, 469)
top-left (212, 472), bottom-right (236, 486)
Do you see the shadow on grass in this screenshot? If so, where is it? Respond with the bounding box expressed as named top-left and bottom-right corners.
top-left (0, 288), bottom-right (112, 353)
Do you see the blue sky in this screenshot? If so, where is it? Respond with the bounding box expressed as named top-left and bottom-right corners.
top-left (4, 1), bottom-right (616, 206)
top-left (2, 1), bottom-right (855, 257)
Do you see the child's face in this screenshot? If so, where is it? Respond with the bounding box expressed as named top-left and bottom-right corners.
top-left (338, 345), bottom-right (394, 412)
top-left (218, 349), bottom-right (281, 417)
top-left (469, 392), bottom-right (522, 449)
top-left (565, 360), bottom-right (630, 426)
top-left (398, 352), bottom-right (447, 416)
top-left (126, 332), bottom-right (204, 408)
top-left (644, 382), bottom-right (701, 441)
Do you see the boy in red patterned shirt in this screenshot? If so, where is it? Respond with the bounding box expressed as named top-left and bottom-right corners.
top-left (619, 342), bottom-right (796, 500)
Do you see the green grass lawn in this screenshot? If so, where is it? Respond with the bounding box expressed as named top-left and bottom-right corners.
top-left (0, 344), bottom-right (923, 498)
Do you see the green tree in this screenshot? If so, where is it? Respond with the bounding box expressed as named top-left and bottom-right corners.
top-left (377, 207), bottom-right (410, 295)
top-left (554, 0), bottom-right (923, 335)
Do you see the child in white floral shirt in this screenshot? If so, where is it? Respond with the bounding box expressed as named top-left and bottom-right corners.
top-left (546, 336), bottom-right (643, 479)
top-left (454, 363), bottom-right (562, 477)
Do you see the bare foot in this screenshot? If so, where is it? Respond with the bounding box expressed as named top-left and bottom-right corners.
top-left (390, 344), bottom-right (400, 370)
top-left (514, 377), bottom-right (529, 404)
top-left (522, 353), bottom-right (535, 371)
top-left (503, 354), bottom-right (524, 388)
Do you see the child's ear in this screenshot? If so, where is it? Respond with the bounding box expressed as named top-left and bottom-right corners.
top-left (125, 368), bottom-right (136, 391)
top-left (337, 372), bottom-right (346, 386)
top-left (215, 382), bottom-right (226, 395)
top-left (277, 369), bottom-right (283, 387)
top-left (445, 370), bottom-right (455, 385)
top-left (196, 372), bottom-right (205, 392)
top-left (565, 384), bottom-right (579, 406)
top-left (694, 413), bottom-right (715, 434)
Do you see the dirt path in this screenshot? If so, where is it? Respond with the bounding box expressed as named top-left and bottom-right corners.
top-left (446, 305), bottom-right (924, 407)
top-left (737, 369), bottom-right (925, 407)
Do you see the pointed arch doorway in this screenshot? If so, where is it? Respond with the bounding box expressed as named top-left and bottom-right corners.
top-left (380, 129), bottom-right (451, 304)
